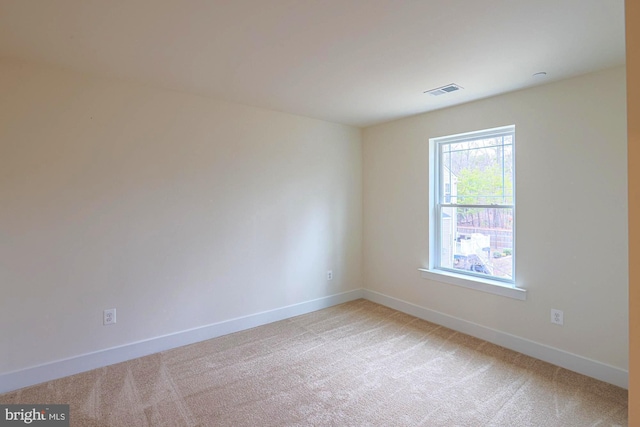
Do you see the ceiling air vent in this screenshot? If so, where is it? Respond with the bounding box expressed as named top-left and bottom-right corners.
top-left (424, 83), bottom-right (463, 96)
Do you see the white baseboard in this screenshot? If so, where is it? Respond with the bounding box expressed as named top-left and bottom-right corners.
top-left (363, 289), bottom-right (628, 389)
top-left (2, 288), bottom-right (627, 394)
top-left (0, 289), bottom-right (364, 394)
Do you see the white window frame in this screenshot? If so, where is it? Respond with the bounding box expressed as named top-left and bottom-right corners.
top-left (421, 125), bottom-right (526, 300)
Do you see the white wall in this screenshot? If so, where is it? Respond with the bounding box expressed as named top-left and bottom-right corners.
top-left (0, 60), bottom-right (362, 375)
top-left (363, 67), bottom-right (628, 370)
top-left (0, 58), bottom-right (627, 387)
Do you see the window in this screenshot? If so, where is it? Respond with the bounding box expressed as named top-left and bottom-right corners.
top-left (430, 125), bottom-right (515, 285)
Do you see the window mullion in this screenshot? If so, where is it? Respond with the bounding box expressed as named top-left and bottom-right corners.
top-left (442, 204), bottom-right (513, 209)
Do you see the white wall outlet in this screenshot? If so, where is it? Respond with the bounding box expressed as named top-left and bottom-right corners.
top-left (551, 309), bottom-right (563, 325)
top-left (104, 308), bottom-right (116, 325)
top-left (326, 270), bottom-right (333, 280)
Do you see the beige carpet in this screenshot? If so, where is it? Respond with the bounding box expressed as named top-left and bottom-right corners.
top-left (0, 299), bottom-right (628, 426)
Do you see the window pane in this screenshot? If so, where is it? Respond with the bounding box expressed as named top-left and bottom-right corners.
top-left (439, 207), bottom-right (513, 280)
top-left (441, 135), bottom-right (513, 205)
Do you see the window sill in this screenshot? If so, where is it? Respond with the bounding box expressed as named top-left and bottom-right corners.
top-left (418, 268), bottom-right (527, 300)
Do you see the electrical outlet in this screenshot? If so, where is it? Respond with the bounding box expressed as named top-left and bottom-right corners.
top-left (550, 309), bottom-right (563, 325)
top-left (326, 270), bottom-right (333, 280)
top-left (104, 308), bottom-right (116, 325)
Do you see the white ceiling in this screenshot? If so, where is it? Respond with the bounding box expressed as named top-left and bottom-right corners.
top-left (0, 0), bottom-right (626, 127)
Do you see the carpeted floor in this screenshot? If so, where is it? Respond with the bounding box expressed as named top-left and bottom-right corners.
top-left (0, 299), bottom-right (628, 426)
